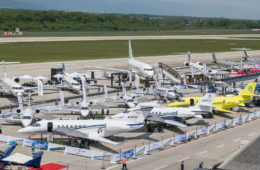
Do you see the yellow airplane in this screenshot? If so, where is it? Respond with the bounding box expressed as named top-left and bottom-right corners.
top-left (168, 82), bottom-right (257, 113)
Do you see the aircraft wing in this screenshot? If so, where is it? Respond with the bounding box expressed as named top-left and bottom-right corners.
top-left (0, 117), bottom-right (22, 123)
top-left (0, 112), bottom-right (20, 117)
top-left (39, 105), bottom-right (63, 112)
top-left (146, 115), bottom-right (187, 128)
top-left (85, 66), bottom-right (129, 73)
top-left (54, 127), bottom-right (118, 145)
top-left (164, 120), bottom-right (188, 127)
top-left (214, 107), bottom-right (237, 114)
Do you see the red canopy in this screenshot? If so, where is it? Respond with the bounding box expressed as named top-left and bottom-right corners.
top-left (29, 163), bottom-right (68, 170)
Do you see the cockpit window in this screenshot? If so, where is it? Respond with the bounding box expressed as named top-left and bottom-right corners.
top-left (12, 87), bottom-right (23, 90)
top-left (31, 123), bottom-right (41, 127)
top-left (81, 107), bottom-right (88, 110)
top-left (178, 99), bottom-right (185, 102)
top-left (72, 83), bottom-right (80, 86)
top-left (144, 68), bottom-right (153, 71)
top-left (22, 116), bottom-right (32, 120)
top-left (123, 110), bottom-right (130, 114)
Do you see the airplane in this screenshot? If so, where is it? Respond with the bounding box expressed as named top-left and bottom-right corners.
top-left (150, 86), bottom-right (182, 101)
top-left (0, 95), bottom-right (40, 127)
top-left (86, 40), bottom-right (154, 80)
top-left (178, 52), bottom-right (220, 76)
top-left (18, 110), bottom-right (145, 145)
top-left (0, 145), bottom-right (16, 166)
top-left (0, 61), bottom-right (24, 97)
top-left (212, 53), bottom-right (241, 70)
top-left (54, 64), bottom-right (87, 93)
top-left (168, 82), bottom-right (258, 113)
top-left (239, 48), bottom-right (260, 63)
top-left (148, 93), bottom-right (215, 127)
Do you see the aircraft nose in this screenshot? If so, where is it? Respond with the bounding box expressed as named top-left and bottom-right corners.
top-left (18, 127), bottom-right (28, 134)
top-left (81, 110), bottom-right (89, 117)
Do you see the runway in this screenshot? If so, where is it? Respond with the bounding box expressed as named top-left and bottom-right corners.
top-left (107, 119), bottom-right (260, 170)
top-left (0, 34), bottom-right (260, 43)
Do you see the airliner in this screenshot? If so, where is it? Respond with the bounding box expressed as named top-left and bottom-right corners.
top-left (86, 40), bottom-right (154, 79)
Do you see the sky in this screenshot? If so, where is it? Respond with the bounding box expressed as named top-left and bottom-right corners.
top-left (0, 0), bottom-right (260, 20)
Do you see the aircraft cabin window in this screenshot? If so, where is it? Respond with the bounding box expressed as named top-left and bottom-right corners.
top-left (32, 123), bottom-right (40, 127)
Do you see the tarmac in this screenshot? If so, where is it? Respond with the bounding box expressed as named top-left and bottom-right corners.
top-left (0, 46), bottom-right (259, 169)
top-left (1, 34), bottom-right (260, 43)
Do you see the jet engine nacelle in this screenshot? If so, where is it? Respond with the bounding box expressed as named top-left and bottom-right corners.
top-left (184, 62), bottom-right (190, 67)
top-left (17, 109), bottom-right (21, 113)
top-left (14, 78), bottom-right (20, 83)
top-left (35, 109), bottom-right (40, 113)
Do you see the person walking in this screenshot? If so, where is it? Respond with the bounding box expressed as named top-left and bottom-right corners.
top-left (199, 162), bottom-right (203, 168)
top-left (181, 161), bottom-right (184, 170)
top-left (122, 156), bottom-right (127, 170)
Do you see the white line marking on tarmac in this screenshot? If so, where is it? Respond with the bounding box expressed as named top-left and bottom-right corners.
top-left (177, 157), bottom-right (190, 162)
top-left (248, 132), bottom-right (255, 137)
top-left (106, 165), bottom-right (120, 170)
top-left (216, 144), bottom-right (224, 149)
top-left (154, 165), bottom-right (168, 170)
top-left (233, 138), bottom-right (241, 142)
top-left (198, 150), bottom-right (207, 156)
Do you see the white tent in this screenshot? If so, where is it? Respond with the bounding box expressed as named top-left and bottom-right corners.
top-left (53, 74), bottom-right (63, 78)
top-left (19, 74), bottom-right (33, 80)
top-left (34, 76), bottom-right (47, 80)
top-left (3, 153), bottom-right (33, 164)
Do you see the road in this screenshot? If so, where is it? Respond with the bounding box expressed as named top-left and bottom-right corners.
top-left (0, 34), bottom-right (260, 43)
top-left (107, 119), bottom-right (260, 170)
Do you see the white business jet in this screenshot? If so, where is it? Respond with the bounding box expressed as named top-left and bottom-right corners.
top-left (149, 93), bottom-right (215, 127)
top-left (0, 61), bottom-right (24, 97)
top-left (0, 95), bottom-right (40, 127)
top-left (18, 110), bottom-right (145, 145)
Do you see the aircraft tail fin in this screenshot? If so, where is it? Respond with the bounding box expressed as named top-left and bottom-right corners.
top-left (25, 151), bottom-right (44, 168)
top-left (2, 145), bottom-right (16, 159)
top-left (187, 51), bottom-right (191, 63)
top-left (238, 82), bottom-right (257, 98)
top-left (128, 40), bottom-right (134, 60)
top-left (212, 53), bottom-right (217, 63)
top-left (243, 48), bottom-right (248, 60)
top-left (193, 93), bottom-right (215, 112)
top-left (62, 63), bottom-right (65, 71)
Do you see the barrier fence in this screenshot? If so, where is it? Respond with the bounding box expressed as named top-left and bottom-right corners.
top-left (0, 111), bottom-right (259, 161)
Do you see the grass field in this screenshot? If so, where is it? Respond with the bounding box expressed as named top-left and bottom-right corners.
top-left (0, 39), bottom-right (260, 63)
top-left (1, 30), bottom-right (260, 38)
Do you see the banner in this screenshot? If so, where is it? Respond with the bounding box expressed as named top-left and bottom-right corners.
top-left (23, 139), bottom-right (48, 150)
top-left (65, 146), bottom-right (92, 158)
top-left (48, 143), bottom-right (65, 150)
top-left (0, 135), bottom-right (9, 142)
top-left (114, 149), bottom-right (135, 162)
top-left (37, 79), bottom-right (44, 96)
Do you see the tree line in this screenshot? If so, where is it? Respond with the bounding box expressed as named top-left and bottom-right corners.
top-left (0, 9), bottom-right (260, 31)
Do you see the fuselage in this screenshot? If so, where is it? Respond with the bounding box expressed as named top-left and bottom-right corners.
top-left (2, 77), bottom-right (24, 96)
top-left (128, 59), bottom-right (154, 79)
top-left (63, 74), bottom-right (81, 92)
top-left (18, 119), bottom-right (143, 137)
top-left (168, 96), bottom-right (252, 110)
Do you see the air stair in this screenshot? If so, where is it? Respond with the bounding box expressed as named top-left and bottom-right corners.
top-left (156, 62), bottom-right (183, 84)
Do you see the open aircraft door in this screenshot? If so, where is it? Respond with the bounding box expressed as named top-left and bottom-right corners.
top-left (47, 122), bottom-right (53, 132)
top-left (190, 99), bottom-right (194, 106)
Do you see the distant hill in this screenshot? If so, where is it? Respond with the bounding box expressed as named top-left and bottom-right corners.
top-left (0, 9), bottom-right (259, 32)
top-left (0, 0), bottom-right (45, 10)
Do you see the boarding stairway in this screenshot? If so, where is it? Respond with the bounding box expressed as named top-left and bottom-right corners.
top-left (216, 72), bottom-right (260, 83)
top-left (156, 62), bottom-right (183, 84)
